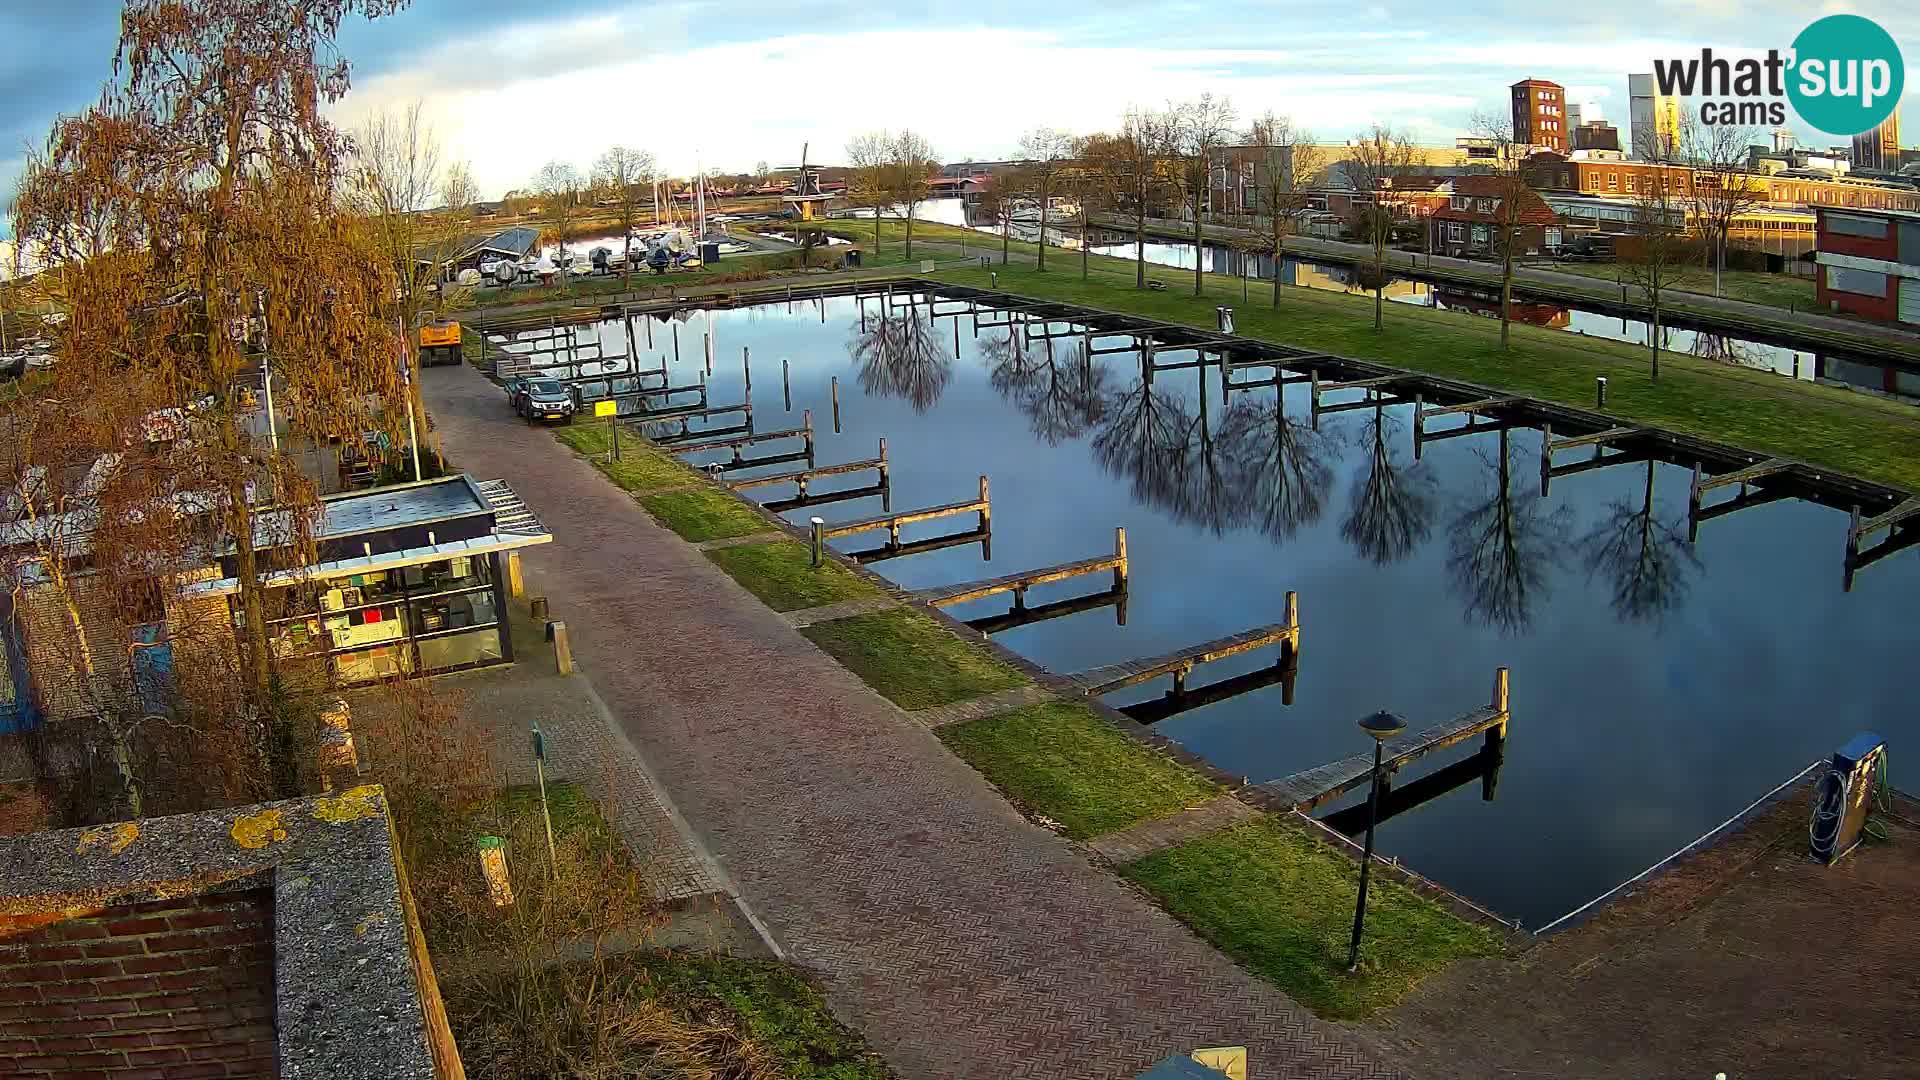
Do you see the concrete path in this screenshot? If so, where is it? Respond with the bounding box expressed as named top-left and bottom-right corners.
top-left (422, 360), bottom-right (1398, 1080)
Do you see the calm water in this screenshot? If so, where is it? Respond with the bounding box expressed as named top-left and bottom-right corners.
top-left (1087, 237), bottom-right (1862, 388)
top-left (566, 292), bottom-right (1918, 927)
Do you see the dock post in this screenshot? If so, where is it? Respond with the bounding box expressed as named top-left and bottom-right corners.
top-left (1171, 665), bottom-right (1188, 697)
top-left (1686, 463), bottom-right (1704, 543)
top-left (1490, 666), bottom-right (1510, 740)
top-left (832, 376), bottom-right (842, 433)
top-left (1114, 526), bottom-right (1129, 593)
top-left (624, 312), bottom-right (637, 366)
top-left (507, 552), bottom-right (524, 599)
top-left (1538, 423), bottom-right (1553, 497)
top-left (743, 346), bottom-right (751, 397)
top-left (551, 620), bottom-right (574, 675)
top-left (1412, 394), bottom-right (1425, 461)
top-left (878, 438), bottom-right (891, 513)
top-left (645, 314), bottom-right (653, 349)
top-left (1309, 368), bottom-right (1321, 431)
top-left (811, 517), bottom-right (826, 567)
top-left (672, 322), bottom-right (679, 364)
top-left (1283, 590), bottom-right (1299, 663)
top-left (954, 317), bottom-right (961, 359)
top-left (977, 474), bottom-right (991, 537)
top-left (802, 410), bottom-right (814, 460)
top-left (783, 357), bottom-right (792, 411)
top-left (704, 332), bottom-right (712, 376)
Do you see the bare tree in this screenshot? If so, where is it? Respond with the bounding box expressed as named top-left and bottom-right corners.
top-left (887, 130), bottom-right (939, 261)
top-left (348, 102), bottom-right (452, 326)
top-left (1247, 112), bottom-right (1321, 309)
top-left (845, 131), bottom-right (892, 253)
top-left (1347, 124), bottom-right (1417, 331)
top-left (1071, 134), bottom-right (1115, 281)
top-left (1170, 94), bottom-right (1238, 296)
top-left (1466, 111), bottom-right (1538, 350)
top-left (1091, 109), bottom-right (1177, 289)
top-left (975, 170), bottom-right (1025, 267)
top-left (441, 160), bottom-right (479, 219)
top-left (1621, 162), bottom-right (1687, 381)
top-left (533, 160), bottom-right (583, 291)
top-left (1017, 128), bottom-right (1074, 272)
top-left (1681, 113), bottom-right (1763, 298)
top-left (592, 146), bottom-right (656, 287)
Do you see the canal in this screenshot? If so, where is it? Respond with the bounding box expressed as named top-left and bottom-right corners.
top-left (1088, 236), bottom-right (1920, 402)
top-left (565, 291), bottom-right (1919, 928)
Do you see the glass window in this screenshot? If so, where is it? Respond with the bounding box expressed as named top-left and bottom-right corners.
top-left (411, 588), bottom-right (498, 636)
top-left (416, 629), bottom-right (504, 672)
top-left (335, 642), bottom-right (413, 683)
top-left (1827, 266), bottom-right (1888, 297)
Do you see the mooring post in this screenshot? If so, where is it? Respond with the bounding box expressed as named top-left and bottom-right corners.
top-left (624, 312), bottom-right (637, 365)
top-left (831, 376), bottom-right (842, 433)
top-left (1283, 590), bottom-right (1300, 663)
top-left (810, 516), bottom-right (825, 567)
top-left (1793, 355), bottom-right (1801, 380)
top-left (1595, 376), bottom-right (1607, 409)
top-left (953, 317), bottom-right (961, 359)
top-left (1488, 665), bottom-right (1510, 751)
top-left (551, 620), bottom-right (574, 675)
top-left (743, 346), bottom-right (751, 397)
top-left (704, 332), bottom-right (712, 376)
top-left (802, 409), bottom-right (814, 460)
top-left (1846, 505), bottom-right (1862, 565)
top-left (1687, 463), bottom-right (1704, 543)
top-left (1538, 422), bottom-right (1554, 497)
top-left (878, 438), bottom-right (892, 512)
top-left (1171, 665), bottom-right (1188, 697)
top-left (1411, 394), bottom-right (1425, 460)
top-left (672, 322), bottom-right (679, 364)
top-left (1309, 368), bottom-right (1321, 431)
top-left (1114, 526), bottom-right (1129, 593)
top-left (977, 474), bottom-right (991, 537)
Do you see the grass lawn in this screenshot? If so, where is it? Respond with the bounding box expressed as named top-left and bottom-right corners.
top-left (1536, 260), bottom-right (1817, 312)
top-left (931, 259), bottom-right (1920, 492)
top-left (799, 608), bottom-right (1027, 710)
top-left (939, 701), bottom-right (1219, 839)
top-left (638, 487), bottom-right (773, 543)
top-left (555, 423), bottom-right (705, 493)
top-left (1123, 819), bottom-right (1504, 1021)
top-left (705, 539), bottom-right (883, 612)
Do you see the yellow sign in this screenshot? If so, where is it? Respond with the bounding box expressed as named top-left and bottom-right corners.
top-left (1191, 1047), bottom-right (1247, 1080)
top-left (594, 400), bottom-right (617, 418)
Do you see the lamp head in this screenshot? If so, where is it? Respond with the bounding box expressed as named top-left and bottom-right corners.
top-left (1358, 710), bottom-right (1407, 742)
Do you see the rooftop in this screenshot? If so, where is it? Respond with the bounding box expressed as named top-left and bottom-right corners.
top-left (0, 786), bottom-right (459, 1080)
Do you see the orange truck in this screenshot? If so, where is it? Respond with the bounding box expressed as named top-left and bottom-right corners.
top-left (418, 320), bottom-right (463, 367)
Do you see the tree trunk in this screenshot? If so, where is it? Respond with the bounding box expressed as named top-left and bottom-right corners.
top-left (905, 211), bottom-right (914, 260)
top-left (1080, 210), bottom-right (1089, 280)
top-left (1037, 196), bottom-right (1048, 272)
top-left (1500, 237), bottom-right (1513, 351)
top-left (1272, 224), bottom-right (1283, 308)
top-left (1002, 217), bottom-right (1009, 266)
top-left (1135, 218), bottom-right (1146, 289)
top-left (1649, 298), bottom-right (1662, 382)
top-left (875, 204), bottom-right (882, 251)
top-left (1192, 196), bottom-right (1204, 297)
top-left (1373, 241), bottom-right (1385, 331)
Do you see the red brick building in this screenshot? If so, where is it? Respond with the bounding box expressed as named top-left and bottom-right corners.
top-left (1511, 79), bottom-right (1567, 153)
top-left (1428, 175), bottom-right (1561, 256)
top-left (1813, 207), bottom-right (1920, 325)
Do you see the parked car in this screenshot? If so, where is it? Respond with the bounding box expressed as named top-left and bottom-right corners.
top-left (502, 376), bottom-right (529, 412)
top-left (517, 378), bottom-right (575, 424)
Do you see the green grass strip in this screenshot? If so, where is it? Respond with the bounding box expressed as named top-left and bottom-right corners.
top-left (556, 424), bottom-right (706, 493)
top-left (638, 488), bottom-right (772, 543)
top-left (933, 262), bottom-right (1920, 492)
top-left (940, 700), bottom-right (1219, 839)
top-left (1123, 818), bottom-right (1503, 1021)
top-left (704, 540), bottom-right (882, 612)
top-left (799, 608), bottom-right (1026, 710)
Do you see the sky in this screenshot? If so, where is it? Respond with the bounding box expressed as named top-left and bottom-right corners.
top-left (1, 0), bottom-right (1914, 247)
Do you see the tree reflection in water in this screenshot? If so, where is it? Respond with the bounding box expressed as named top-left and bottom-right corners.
top-left (1091, 368), bottom-right (1199, 523)
top-left (1218, 388), bottom-right (1335, 542)
top-left (1446, 427), bottom-right (1571, 634)
top-left (1341, 404), bottom-right (1434, 564)
top-left (1579, 458), bottom-right (1700, 623)
top-left (850, 298), bottom-right (952, 413)
top-left (982, 329), bottom-right (1112, 446)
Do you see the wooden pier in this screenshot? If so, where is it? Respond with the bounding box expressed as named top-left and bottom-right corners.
top-left (918, 527), bottom-right (1127, 610)
top-left (1121, 657), bottom-right (1297, 723)
top-left (1537, 424), bottom-right (1645, 496)
top-left (1687, 457), bottom-right (1793, 541)
top-left (1259, 668), bottom-right (1510, 813)
top-left (964, 587), bottom-right (1127, 635)
top-left (820, 476), bottom-right (989, 556)
top-left (1310, 371), bottom-right (1415, 428)
top-left (729, 441), bottom-right (892, 513)
top-left (1410, 394), bottom-right (1521, 459)
top-left (665, 411), bottom-right (814, 468)
top-left (1065, 594), bottom-right (1298, 698)
top-left (1845, 496), bottom-right (1920, 591)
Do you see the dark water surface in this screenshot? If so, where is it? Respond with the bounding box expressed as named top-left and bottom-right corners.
top-left (576, 293), bottom-right (1917, 927)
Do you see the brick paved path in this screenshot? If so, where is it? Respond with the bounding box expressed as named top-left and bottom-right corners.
top-left (423, 361), bottom-right (1400, 1080)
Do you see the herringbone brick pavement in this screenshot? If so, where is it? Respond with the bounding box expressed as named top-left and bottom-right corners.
top-left (424, 362), bottom-right (1403, 1080)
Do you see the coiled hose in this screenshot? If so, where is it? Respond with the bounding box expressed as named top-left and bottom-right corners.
top-left (1810, 751), bottom-right (1898, 858)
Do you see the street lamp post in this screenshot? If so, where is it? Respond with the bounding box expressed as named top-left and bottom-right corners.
top-left (1347, 709), bottom-right (1407, 973)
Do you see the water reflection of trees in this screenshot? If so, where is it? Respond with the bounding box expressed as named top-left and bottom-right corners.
top-left (1579, 458), bottom-right (1700, 623)
top-left (982, 332), bottom-right (1112, 445)
top-left (1341, 405), bottom-right (1434, 564)
top-left (1446, 428), bottom-right (1571, 634)
top-left (850, 302), bottom-right (951, 413)
top-left (1090, 365), bottom-right (1333, 540)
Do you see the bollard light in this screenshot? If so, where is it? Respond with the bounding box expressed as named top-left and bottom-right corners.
top-left (811, 516), bottom-right (826, 567)
top-left (1596, 376), bottom-right (1608, 409)
top-left (1347, 709), bottom-right (1407, 973)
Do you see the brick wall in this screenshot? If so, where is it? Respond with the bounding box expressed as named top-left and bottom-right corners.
top-left (0, 889), bottom-right (278, 1079)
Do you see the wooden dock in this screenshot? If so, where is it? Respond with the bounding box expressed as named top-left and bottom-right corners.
top-left (1120, 658), bottom-right (1297, 723)
top-left (1687, 457), bottom-right (1793, 541)
top-left (665, 411), bottom-right (813, 464)
top-left (1065, 595), bottom-right (1298, 698)
top-left (1310, 370), bottom-right (1415, 428)
top-left (1845, 496), bottom-right (1920, 590)
top-left (820, 476), bottom-right (989, 549)
top-left (1536, 423), bottom-right (1647, 495)
top-left (917, 527), bottom-right (1127, 610)
top-left (964, 587), bottom-right (1126, 635)
top-left (1259, 668), bottom-right (1510, 813)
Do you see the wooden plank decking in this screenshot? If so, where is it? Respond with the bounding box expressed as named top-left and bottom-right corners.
top-left (1066, 601), bottom-right (1297, 697)
top-left (917, 529), bottom-right (1126, 608)
top-left (1261, 706), bottom-right (1507, 813)
top-left (821, 478), bottom-right (989, 542)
